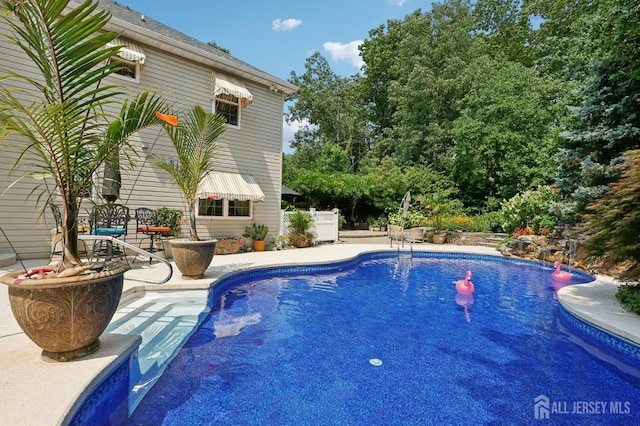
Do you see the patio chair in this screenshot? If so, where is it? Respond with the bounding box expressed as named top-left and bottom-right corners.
top-left (49, 202), bottom-right (90, 262)
top-left (134, 207), bottom-right (172, 261)
top-left (90, 203), bottom-right (130, 261)
top-left (405, 227), bottom-right (426, 244)
top-left (388, 224), bottom-right (406, 248)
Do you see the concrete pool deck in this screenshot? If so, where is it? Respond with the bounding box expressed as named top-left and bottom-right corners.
top-left (1, 242), bottom-right (639, 425)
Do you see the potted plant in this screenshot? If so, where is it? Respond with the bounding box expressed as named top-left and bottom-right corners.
top-left (243, 224), bottom-right (269, 251)
top-left (422, 194), bottom-right (455, 244)
top-left (0, 0), bottom-right (171, 361)
top-left (287, 210), bottom-right (315, 248)
top-left (153, 105), bottom-right (226, 278)
top-left (155, 207), bottom-right (183, 258)
top-left (215, 237), bottom-right (246, 255)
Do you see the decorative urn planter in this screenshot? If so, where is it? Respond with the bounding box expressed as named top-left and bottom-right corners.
top-left (432, 233), bottom-right (447, 244)
top-left (0, 262), bottom-right (129, 362)
top-left (169, 239), bottom-right (217, 279)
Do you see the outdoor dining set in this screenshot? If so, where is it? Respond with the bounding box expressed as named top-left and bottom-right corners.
top-left (49, 203), bottom-right (173, 263)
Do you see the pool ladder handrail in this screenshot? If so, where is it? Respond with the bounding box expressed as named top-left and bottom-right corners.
top-left (78, 234), bottom-right (173, 284)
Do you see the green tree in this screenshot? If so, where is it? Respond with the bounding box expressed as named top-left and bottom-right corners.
top-left (372, 1), bottom-right (476, 169)
top-left (554, 0), bottom-right (640, 219)
top-left (360, 158), bottom-right (453, 213)
top-left (287, 53), bottom-right (369, 173)
top-left (580, 150), bottom-right (640, 282)
top-left (452, 56), bottom-right (559, 208)
top-left (360, 15), bottom-right (412, 147)
top-left (473, 0), bottom-right (534, 66)
top-left (526, 0), bottom-right (600, 83)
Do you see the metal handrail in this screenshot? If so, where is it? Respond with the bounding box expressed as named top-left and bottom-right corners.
top-left (78, 234), bottom-right (173, 284)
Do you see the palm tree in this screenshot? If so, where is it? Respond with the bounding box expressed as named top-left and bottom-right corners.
top-left (0, 0), bottom-right (171, 272)
top-left (153, 105), bottom-right (227, 241)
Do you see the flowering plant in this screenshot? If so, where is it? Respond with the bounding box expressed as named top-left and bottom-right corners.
top-left (215, 237), bottom-right (246, 255)
top-left (155, 207), bottom-right (183, 236)
top-left (500, 186), bottom-right (557, 234)
top-left (512, 227), bottom-right (535, 237)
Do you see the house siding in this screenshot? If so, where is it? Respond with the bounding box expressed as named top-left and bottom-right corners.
top-left (0, 7), bottom-right (293, 260)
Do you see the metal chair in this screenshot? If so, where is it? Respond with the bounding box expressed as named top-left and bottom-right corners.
top-left (134, 207), bottom-right (172, 261)
top-left (49, 203), bottom-right (91, 262)
top-left (388, 224), bottom-right (406, 248)
top-left (91, 203), bottom-right (130, 261)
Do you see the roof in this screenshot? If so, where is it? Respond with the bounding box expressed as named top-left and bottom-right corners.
top-left (281, 185), bottom-right (301, 196)
top-left (88, 0), bottom-right (297, 95)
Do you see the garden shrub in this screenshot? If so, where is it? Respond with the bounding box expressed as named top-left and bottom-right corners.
top-left (155, 207), bottom-right (183, 236)
top-left (471, 211), bottom-right (504, 232)
top-left (616, 285), bottom-right (640, 315)
top-left (500, 186), bottom-right (558, 234)
top-left (388, 210), bottom-right (426, 228)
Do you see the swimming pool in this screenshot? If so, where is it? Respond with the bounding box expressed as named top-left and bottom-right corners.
top-left (129, 252), bottom-right (640, 424)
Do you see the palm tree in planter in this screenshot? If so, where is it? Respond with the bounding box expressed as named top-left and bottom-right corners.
top-left (153, 105), bottom-right (226, 278)
top-left (288, 210), bottom-right (315, 248)
top-left (0, 0), bottom-right (171, 361)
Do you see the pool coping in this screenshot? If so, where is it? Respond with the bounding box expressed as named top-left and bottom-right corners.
top-left (557, 274), bottom-right (640, 346)
top-left (0, 243), bottom-right (638, 424)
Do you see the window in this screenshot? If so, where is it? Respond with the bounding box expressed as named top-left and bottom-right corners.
top-left (198, 198), bottom-right (251, 218)
top-left (198, 198), bottom-right (223, 217)
top-left (214, 94), bottom-right (240, 126)
top-left (229, 200), bottom-right (250, 216)
top-left (108, 57), bottom-right (139, 81)
top-left (105, 39), bottom-right (146, 84)
top-left (211, 73), bottom-right (253, 127)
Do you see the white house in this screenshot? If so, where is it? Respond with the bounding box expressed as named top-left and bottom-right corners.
top-left (0, 0), bottom-right (297, 260)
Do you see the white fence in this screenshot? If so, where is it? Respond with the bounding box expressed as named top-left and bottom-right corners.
top-left (280, 208), bottom-right (339, 243)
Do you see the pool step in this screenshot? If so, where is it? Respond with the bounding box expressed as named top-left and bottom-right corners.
top-left (106, 290), bottom-right (210, 413)
top-left (475, 233), bottom-right (508, 248)
top-left (107, 291), bottom-right (209, 362)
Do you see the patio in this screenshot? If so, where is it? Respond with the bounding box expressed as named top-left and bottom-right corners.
top-left (0, 242), bottom-right (638, 424)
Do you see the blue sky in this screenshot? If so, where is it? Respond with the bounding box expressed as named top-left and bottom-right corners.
top-left (120, 0), bottom-right (437, 151)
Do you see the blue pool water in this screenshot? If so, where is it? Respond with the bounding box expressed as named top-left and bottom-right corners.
top-left (129, 253), bottom-right (640, 425)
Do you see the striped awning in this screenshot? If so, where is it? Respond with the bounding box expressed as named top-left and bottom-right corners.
top-left (197, 172), bottom-right (265, 202)
top-left (212, 72), bottom-right (253, 108)
top-left (106, 39), bottom-right (146, 64)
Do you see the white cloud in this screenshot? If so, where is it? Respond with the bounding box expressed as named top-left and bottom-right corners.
top-left (390, 0), bottom-right (408, 5)
top-left (282, 116), bottom-right (306, 153)
top-left (272, 18), bottom-right (302, 32)
top-left (322, 40), bottom-right (364, 69)
top-left (282, 116), bottom-right (319, 153)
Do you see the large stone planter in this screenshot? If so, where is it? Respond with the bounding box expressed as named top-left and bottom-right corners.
top-left (0, 262), bottom-right (129, 362)
top-left (169, 239), bottom-right (217, 279)
top-left (432, 232), bottom-right (447, 244)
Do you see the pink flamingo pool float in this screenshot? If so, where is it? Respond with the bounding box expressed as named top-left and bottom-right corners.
top-left (455, 270), bottom-right (475, 295)
top-left (551, 261), bottom-right (572, 282)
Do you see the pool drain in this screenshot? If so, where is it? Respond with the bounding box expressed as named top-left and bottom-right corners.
top-left (369, 358), bottom-right (382, 366)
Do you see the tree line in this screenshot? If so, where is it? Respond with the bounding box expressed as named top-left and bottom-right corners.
top-left (282, 0), bottom-right (639, 240)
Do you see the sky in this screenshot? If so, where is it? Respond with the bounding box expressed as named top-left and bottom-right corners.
top-left (120, 0), bottom-right (437, 152)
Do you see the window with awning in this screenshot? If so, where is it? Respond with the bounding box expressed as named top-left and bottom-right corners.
top-left (106, 39), bottom-right (146, 82)
top-left (197, 172), bottom-right (264, 218)
top-left (197, 172), bottom-right (264, 202)
top-left (212, 73), bottom-right (253, 108)
top-left (106, 39), bottom-right (146, 64)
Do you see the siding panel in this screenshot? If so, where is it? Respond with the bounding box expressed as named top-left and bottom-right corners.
top-left (0, 19), bottom-right (287, 259)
